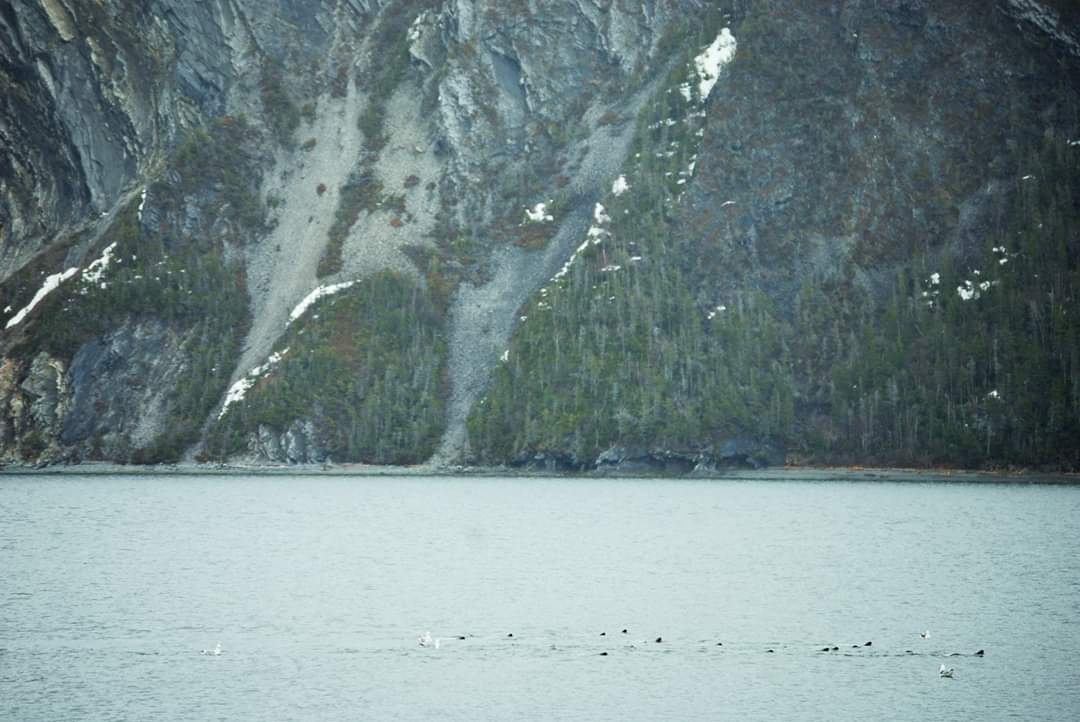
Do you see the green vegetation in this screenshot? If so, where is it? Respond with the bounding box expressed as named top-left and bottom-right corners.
top-left (208, 271), bottom-right (447, 464)
top-left (260, 58), bottom-right (300, 146)
top-left (468, 24), bottom-right (1080, 471)
top-left (161, 115), bottom-right (267, 238)
top-left (794, 134), bottom-right (1080, 469)
top-left (317, 170), bottom-right (385, 277)
top-left (467, 255), bottom-right (795, 463)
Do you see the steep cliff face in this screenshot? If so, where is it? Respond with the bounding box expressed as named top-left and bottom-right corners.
top-left (1, 0), bottom-right (1078, 470)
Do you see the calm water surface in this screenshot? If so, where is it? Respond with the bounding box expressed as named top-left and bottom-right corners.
top-left (1, 474), bottom-right (1078, 720)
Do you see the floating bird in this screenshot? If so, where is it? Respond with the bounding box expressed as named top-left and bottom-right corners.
top-left (599, 651), bottom-right (609, 656)
top-left (766, 649), bottom-right (775, 653)
top-left (974, 649), bottom-right (984, 657)
top-left (831, 646), bottom-right (839, 651)
top-left (715, 642), bottom-right (723, 646)
top-left (939, 664), bottom-right (955, 678)
top-left (920, 630), bottom-right (930, 639)
top-left (418, 631), bottom-right (434, 647)
top-left (507, 633), bottom-right (514, 638)
top-left (200, 642), bottom-right (222, 656)
top-left (655, 637), bottom-right (663, 643)
top-left (600, 632), bottom-right (606, 636)
top-left (621, 629), bottom-right (628, 634)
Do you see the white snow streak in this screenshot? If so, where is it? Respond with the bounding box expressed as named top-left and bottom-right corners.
top-left (5, 267), bottom-right (79, 329)
top-left (218, 348), bottom-right (290, 419)
top-left (287, 281), bottom-right (357, 325)
top-left (612, 175), bottom-right (630, 196)
top-left (525, 202), bottom-right (554, 223)
top-left (81, 242), bottom-right (118, 287)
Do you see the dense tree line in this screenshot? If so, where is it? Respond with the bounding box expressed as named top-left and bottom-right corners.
top-left (209, 271), bottom-right (447, 464)
top-left (468, 23), bottom-right (1080, 470)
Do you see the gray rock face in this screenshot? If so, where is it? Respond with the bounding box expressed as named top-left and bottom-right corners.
top-left (593, 440), bottom-right (783, 475)
top-left (248, 421), bottom-right (327, 465)
top-left (20, 352), bottom-right (68, 437)
top-left (0, 320), bottom-right (196, 463)
top-left (0, 0), bottom-right (341, 282)
top-left (61, 319), bottom-right (190, 457)
top-left (0, 351), bottom-right (69, 462)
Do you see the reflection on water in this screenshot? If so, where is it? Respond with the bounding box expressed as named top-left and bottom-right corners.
top-left (1, 474), bottom-right (1078, 720)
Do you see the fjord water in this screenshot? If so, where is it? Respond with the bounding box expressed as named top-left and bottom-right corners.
top-left (2, 474), bottom-right (1078, 721)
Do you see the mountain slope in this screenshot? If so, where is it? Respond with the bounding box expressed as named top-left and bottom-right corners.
top-left (1, 0), bottom-right (1078, 470)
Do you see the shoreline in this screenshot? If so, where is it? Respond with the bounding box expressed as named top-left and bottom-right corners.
top-left (1, 460), bottom-right (1077, 484)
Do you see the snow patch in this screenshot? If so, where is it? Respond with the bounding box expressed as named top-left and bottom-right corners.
top-left (525, 202), bottom-right (554, 223)
top-left (287, 281), bottom-right (357, 325)
top-left (612, 175), bottom-right (630, 196)
top-left (706, 304), bottom-right (727, 320)
top-left (219, 348), bottom-right (290, 419)
top-left (408, 11), bottom-right (429, 44)
top-left (5, 267), bottom-right (79, 329)
top-left (693, 28), bottom-right (737, 101)
top-left (586, 226), bottom-right (608, 242)
top-left (552, 238), bottom-right (593, 281)
top-left (957, 278), bottom-right (998, 301)
top-left (137, 188), bottom-right (147, 221)
top-left (81, 242), bottom-right (118, 288)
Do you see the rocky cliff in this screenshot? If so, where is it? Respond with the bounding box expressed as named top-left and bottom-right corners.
top-left (1, 0), bottom-right (1078, 471)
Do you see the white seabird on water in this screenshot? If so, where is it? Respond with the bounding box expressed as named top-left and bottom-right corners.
top-left (200, 642), bottom-right (222, 656)
top-left (939, 664), bottom-right (955, 678)
top-left (920, 630), bottom-right (930, 639)
top-left (418, 631), bottom-right (434, 647)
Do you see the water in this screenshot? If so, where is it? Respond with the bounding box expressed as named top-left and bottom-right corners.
top-left (2, 473), bottom-right (1078, 720)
